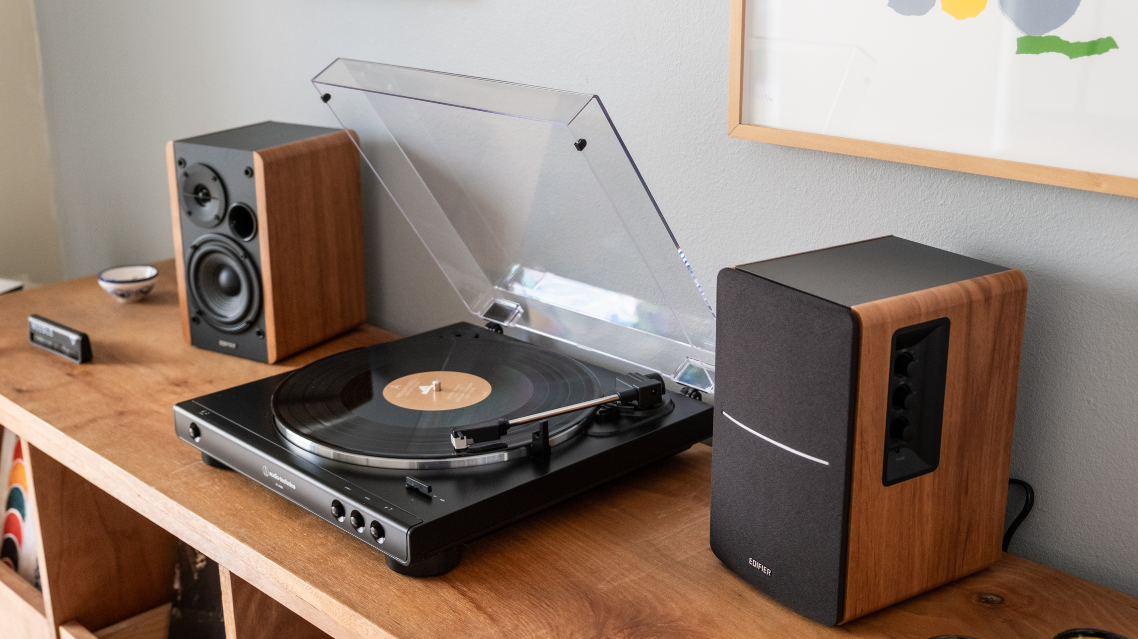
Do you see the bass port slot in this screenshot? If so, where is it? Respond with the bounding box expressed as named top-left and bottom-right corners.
top-left (227, 203), bottom-right (257, 241)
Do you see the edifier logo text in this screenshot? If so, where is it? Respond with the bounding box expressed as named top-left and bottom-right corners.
top-left (749, 558), bottom-right (772, 576)
top-left (218, 340), bottom-right (237, 349)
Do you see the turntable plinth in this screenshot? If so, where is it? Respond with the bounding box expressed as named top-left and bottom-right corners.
top-left (0, 261), bottom-right (1135, 639)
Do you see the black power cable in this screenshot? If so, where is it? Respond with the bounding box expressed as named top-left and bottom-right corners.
top-left (1003, 478), bottom-right (1035, 552)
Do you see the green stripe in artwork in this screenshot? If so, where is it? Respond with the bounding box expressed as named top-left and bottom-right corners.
top-left (1017, 35), bottom-right (1119, 59)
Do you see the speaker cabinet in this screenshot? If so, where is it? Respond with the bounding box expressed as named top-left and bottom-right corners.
top-left (166, 121), bottom-right (366, 363)
top-left (710, 236), bottom-right (1027, 625)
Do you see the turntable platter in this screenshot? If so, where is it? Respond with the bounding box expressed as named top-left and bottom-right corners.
top-left (272, 330), bottom-right (602, 468)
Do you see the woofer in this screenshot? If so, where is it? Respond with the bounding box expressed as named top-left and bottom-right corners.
top-left (187, 234), bottom-right (261, 332)
top-left (180, 164), bottom-right (227, 228)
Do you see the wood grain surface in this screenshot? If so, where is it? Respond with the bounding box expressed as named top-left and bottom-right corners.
top-left (0, 263), bottom-right (1134, 638)
top-left (220, 567), bottom-right (328, 639)
top-left (0, 562), bottom-right (48, 639)
top-left (58, 623), bottom-right (98, 639)
top-left (845, 270), bottom-right (1029, 622)
top-left (93, 604), bottom-right (171, 639)
top-left (727, 0), bottom-right (745, 136)
top-left (59, 604), bottom-right (171, 639)
top-left (28, 445), bottom-right (178, 635)
top-left (254, 131), bottom-right (366, 363)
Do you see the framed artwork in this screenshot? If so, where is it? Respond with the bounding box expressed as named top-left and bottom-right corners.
top-left (728, 0), bottom-right (1138, 198)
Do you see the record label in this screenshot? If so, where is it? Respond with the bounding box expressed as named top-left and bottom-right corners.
top-left (382, 371), bottom-right (492, 411)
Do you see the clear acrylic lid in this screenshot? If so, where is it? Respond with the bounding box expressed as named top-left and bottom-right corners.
top-left (313, 59), bottom-right (716, 392)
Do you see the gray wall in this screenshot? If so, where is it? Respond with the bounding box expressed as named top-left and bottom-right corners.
top-left (0, 0), bottom-right (62, 285)
top-left (34, 0), bottom-right (1138, 597)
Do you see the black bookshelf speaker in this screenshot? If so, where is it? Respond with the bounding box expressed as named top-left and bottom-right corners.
top-left (710, 236), bottom-right (1028, 625)
top-left (166, 122), bottom-right (366, 363)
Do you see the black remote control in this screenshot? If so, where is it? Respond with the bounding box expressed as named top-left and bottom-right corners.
top-left (28, 315), bottom-right (92, 363)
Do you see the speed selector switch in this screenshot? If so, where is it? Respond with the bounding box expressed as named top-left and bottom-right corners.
top-left (349, 510), bottom-right (365, 533)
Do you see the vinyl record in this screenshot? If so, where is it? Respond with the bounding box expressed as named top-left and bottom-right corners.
top-left (272, 331), bottom-right (602, 462)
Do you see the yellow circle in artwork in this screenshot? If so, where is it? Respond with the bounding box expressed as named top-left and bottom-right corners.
top-left (942, 0), bottom-right (987, 20)
top-left (382, 371), bottom-right (493, 412)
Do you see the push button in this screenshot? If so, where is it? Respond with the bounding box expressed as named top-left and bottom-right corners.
top-left (370, 521), bottom-right (385, 543)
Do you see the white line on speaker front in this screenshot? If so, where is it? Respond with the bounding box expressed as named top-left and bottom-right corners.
top-left (721, 412), bottom-right (830, 466)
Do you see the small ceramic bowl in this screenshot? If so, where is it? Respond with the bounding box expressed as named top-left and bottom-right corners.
top-left (98, 265), bottom-right (158, 303)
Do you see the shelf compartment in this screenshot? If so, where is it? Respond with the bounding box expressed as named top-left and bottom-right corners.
top-left (0, 561), bottom-right (48, 639)
top-left (58, 602), bottom-right (170, 639)
top-left (220, 566), bottom-right (330, 639)
top-left (26, 445), bottom-right (178, 636)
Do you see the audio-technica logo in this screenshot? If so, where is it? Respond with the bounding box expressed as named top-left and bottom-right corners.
top-left (262, 466), bottom-right (296, 490)
top-left (749, 558), bottom-right (772, 577)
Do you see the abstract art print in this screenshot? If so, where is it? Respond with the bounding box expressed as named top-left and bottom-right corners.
top-left (889, 0), bottom-right (1118, 58)
top-left (729, 0), bottom-right (1138, 198)
top-left (1, 429), bottom-right (40, 589)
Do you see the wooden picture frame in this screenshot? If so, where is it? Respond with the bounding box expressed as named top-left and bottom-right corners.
top-left (727, 0), bottom-right (1138, 199)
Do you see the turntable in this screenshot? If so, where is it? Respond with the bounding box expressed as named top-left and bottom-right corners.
top-left (173, 59), bottom-right (717, 576)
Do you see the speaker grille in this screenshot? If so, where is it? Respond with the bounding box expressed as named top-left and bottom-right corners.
top-left (710, 267), bottom-right (857, 625)
top-left (187, 234), bottom-right (261, 333)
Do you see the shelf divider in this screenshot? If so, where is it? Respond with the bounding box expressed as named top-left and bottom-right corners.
top-left (27, 445), bottom-right (178, 637)
top-left (219, 566), bottom-right (329, 639)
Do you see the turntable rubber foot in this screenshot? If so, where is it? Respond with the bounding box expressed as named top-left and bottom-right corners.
top-left (386, 545), bottom-right (461, 577)
top-left (201, 452), bottom-right (231, 470)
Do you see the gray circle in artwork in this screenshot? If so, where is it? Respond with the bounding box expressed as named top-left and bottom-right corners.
top-left (999, 0), bottom-right (1082, 36)
top-left (888, 0), bottom-right (936, 16)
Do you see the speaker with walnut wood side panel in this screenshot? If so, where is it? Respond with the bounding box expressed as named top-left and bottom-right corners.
top-left (166, 121), bottom-right (366, 363)
top-left (710, 236), bottom-right (1028, 625)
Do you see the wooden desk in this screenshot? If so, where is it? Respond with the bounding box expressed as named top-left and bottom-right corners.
top-left (0, 262), bottom-right (1135, 639)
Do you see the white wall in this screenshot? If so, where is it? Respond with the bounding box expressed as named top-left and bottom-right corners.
top-left (32, 0), bottom-right (1138, 597)
top-left (0, 0), bottom-right (61, 285)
